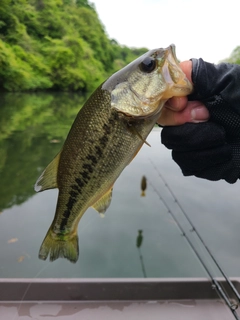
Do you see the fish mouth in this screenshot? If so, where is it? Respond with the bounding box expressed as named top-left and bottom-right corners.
top-left (160, 44), bottom-right (193, 97)
top-left (168, 44), bottom-right (178, 62)
top-left (161, 44), bottom-right (180, 83)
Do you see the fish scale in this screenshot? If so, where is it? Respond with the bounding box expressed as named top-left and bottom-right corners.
top-left (35, 45), bottom-right (192, 263)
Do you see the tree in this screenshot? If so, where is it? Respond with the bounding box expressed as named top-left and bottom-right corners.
top-left (0, 0), bottom-right (149, 91)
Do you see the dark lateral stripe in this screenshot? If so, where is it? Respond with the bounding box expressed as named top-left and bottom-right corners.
top-left (86, 154), bottom-right (97, 164)
top-left (103, 123), bottom-right (111, 134)
top-left (71, 184), bottom-right (81, 192)
top-left (75, 178), bottom-right (84, 188)
top-left (82, 163), bottom-right (93, 173)
top-left (80, 170), bottom-right (90, 182)
top-left (95, 145), bottom-right (102, 157)
top-left (59, 217), bottom-right (68, 231)
top-left (99, 135), bottom-right (108, 147)
top-left (60, 196), bottom-right (77, 231)
top-left (58, 119), bottom-right (115, 231)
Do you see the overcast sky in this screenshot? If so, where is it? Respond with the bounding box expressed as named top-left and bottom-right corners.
top-left (92, 0), bottom-right (239, 63)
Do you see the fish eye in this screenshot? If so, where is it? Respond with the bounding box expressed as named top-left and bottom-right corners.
top-left (139, 57), bottom-right (156, 73)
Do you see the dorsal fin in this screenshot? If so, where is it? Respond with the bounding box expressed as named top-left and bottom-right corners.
top-left (92, 187), bottom-right (113, 215)
top-left (34, 152), bottom-right (61, 192)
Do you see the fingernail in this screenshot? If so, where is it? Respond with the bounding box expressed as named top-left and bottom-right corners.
top-left (191, 106), bottom-right (209, 122)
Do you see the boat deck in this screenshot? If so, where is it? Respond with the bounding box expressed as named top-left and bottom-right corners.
top-left (0, 278), bottom-right (239, 319)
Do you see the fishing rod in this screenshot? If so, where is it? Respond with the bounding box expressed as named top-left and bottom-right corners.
top-left (154, 162), bottom-right (240, 302)
top-left (149, 158), bottom-right (240, 301)
top-left (148, 159), bottom-right (240, 319)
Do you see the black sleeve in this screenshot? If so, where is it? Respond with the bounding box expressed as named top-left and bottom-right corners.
top-left (189, 58), bottom-right (240, 116)
top-left (161, 59), bottom-right (240, 184)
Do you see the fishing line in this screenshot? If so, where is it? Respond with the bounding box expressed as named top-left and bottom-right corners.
top-left (149, 158), bottom-right (240, 319)
top-left (149, 158), bottom-right (240, 300)
top-left (138, 247), bottom-right (147, 278)
top-left (12, 212), bottom-right (96, 320)
top-left (12, 262), bottom-right (51, 320)
top-left (152, 160), bottom-right (240, 302)
top-left (148, 178), bottom-right (239, 318)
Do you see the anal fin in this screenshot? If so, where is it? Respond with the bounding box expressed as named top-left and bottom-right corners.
top-left (92, 187), bottom-right (113, 216)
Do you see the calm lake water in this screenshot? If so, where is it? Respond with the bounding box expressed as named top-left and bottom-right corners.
top-left (0, 92), bottom-right (240, 279)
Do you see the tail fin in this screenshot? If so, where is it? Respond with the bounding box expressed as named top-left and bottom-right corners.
top-left (141, 191), bottom-right (146, 197)
top-left (38, 229), bottom-right (79, 263)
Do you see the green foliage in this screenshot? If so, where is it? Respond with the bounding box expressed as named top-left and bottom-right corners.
top-left (223, 46), bottom-right (240, 65)
top-left (0, 40), bottom-right (52, 90)
top-left (0, 92), bottom-right (88, 209)
top-left (0, 0), bottom-right (148, 91)
top-left (42, 36), bottom-right (103, 91)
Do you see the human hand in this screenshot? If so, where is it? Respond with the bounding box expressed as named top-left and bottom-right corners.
top-left (157, 61), bottom-right (210, 126)
top-left (160, 58), bottom-right (240, 183)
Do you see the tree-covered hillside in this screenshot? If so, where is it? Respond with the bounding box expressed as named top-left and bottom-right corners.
top-left (0, 0), bottom-right (147, 92)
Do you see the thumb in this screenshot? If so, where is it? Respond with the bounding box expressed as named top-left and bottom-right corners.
top-left (158, 101), bottom-right (209, 126)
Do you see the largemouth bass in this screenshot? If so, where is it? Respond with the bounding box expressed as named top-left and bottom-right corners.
top-left (35, 45), bottom-right (192, 263)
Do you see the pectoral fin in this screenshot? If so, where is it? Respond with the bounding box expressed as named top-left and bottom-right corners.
top-left (127, 124), bottom-right (151, 147)
top-left (92, 187), bottom-right (113, 215)
top-left (34, 152), bottom-right (61, 192)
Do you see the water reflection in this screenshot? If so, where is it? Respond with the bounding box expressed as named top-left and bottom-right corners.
top-left (140, 176), bottom-right (147, 197)
top-left (0, 93), bottom-right (240, 279)
top-left (136, 230), bottom-right (143, 249)
top-left (0, 92), bottom-right (87, 211)
top-left (136, 230), bottom-right (147, 278)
